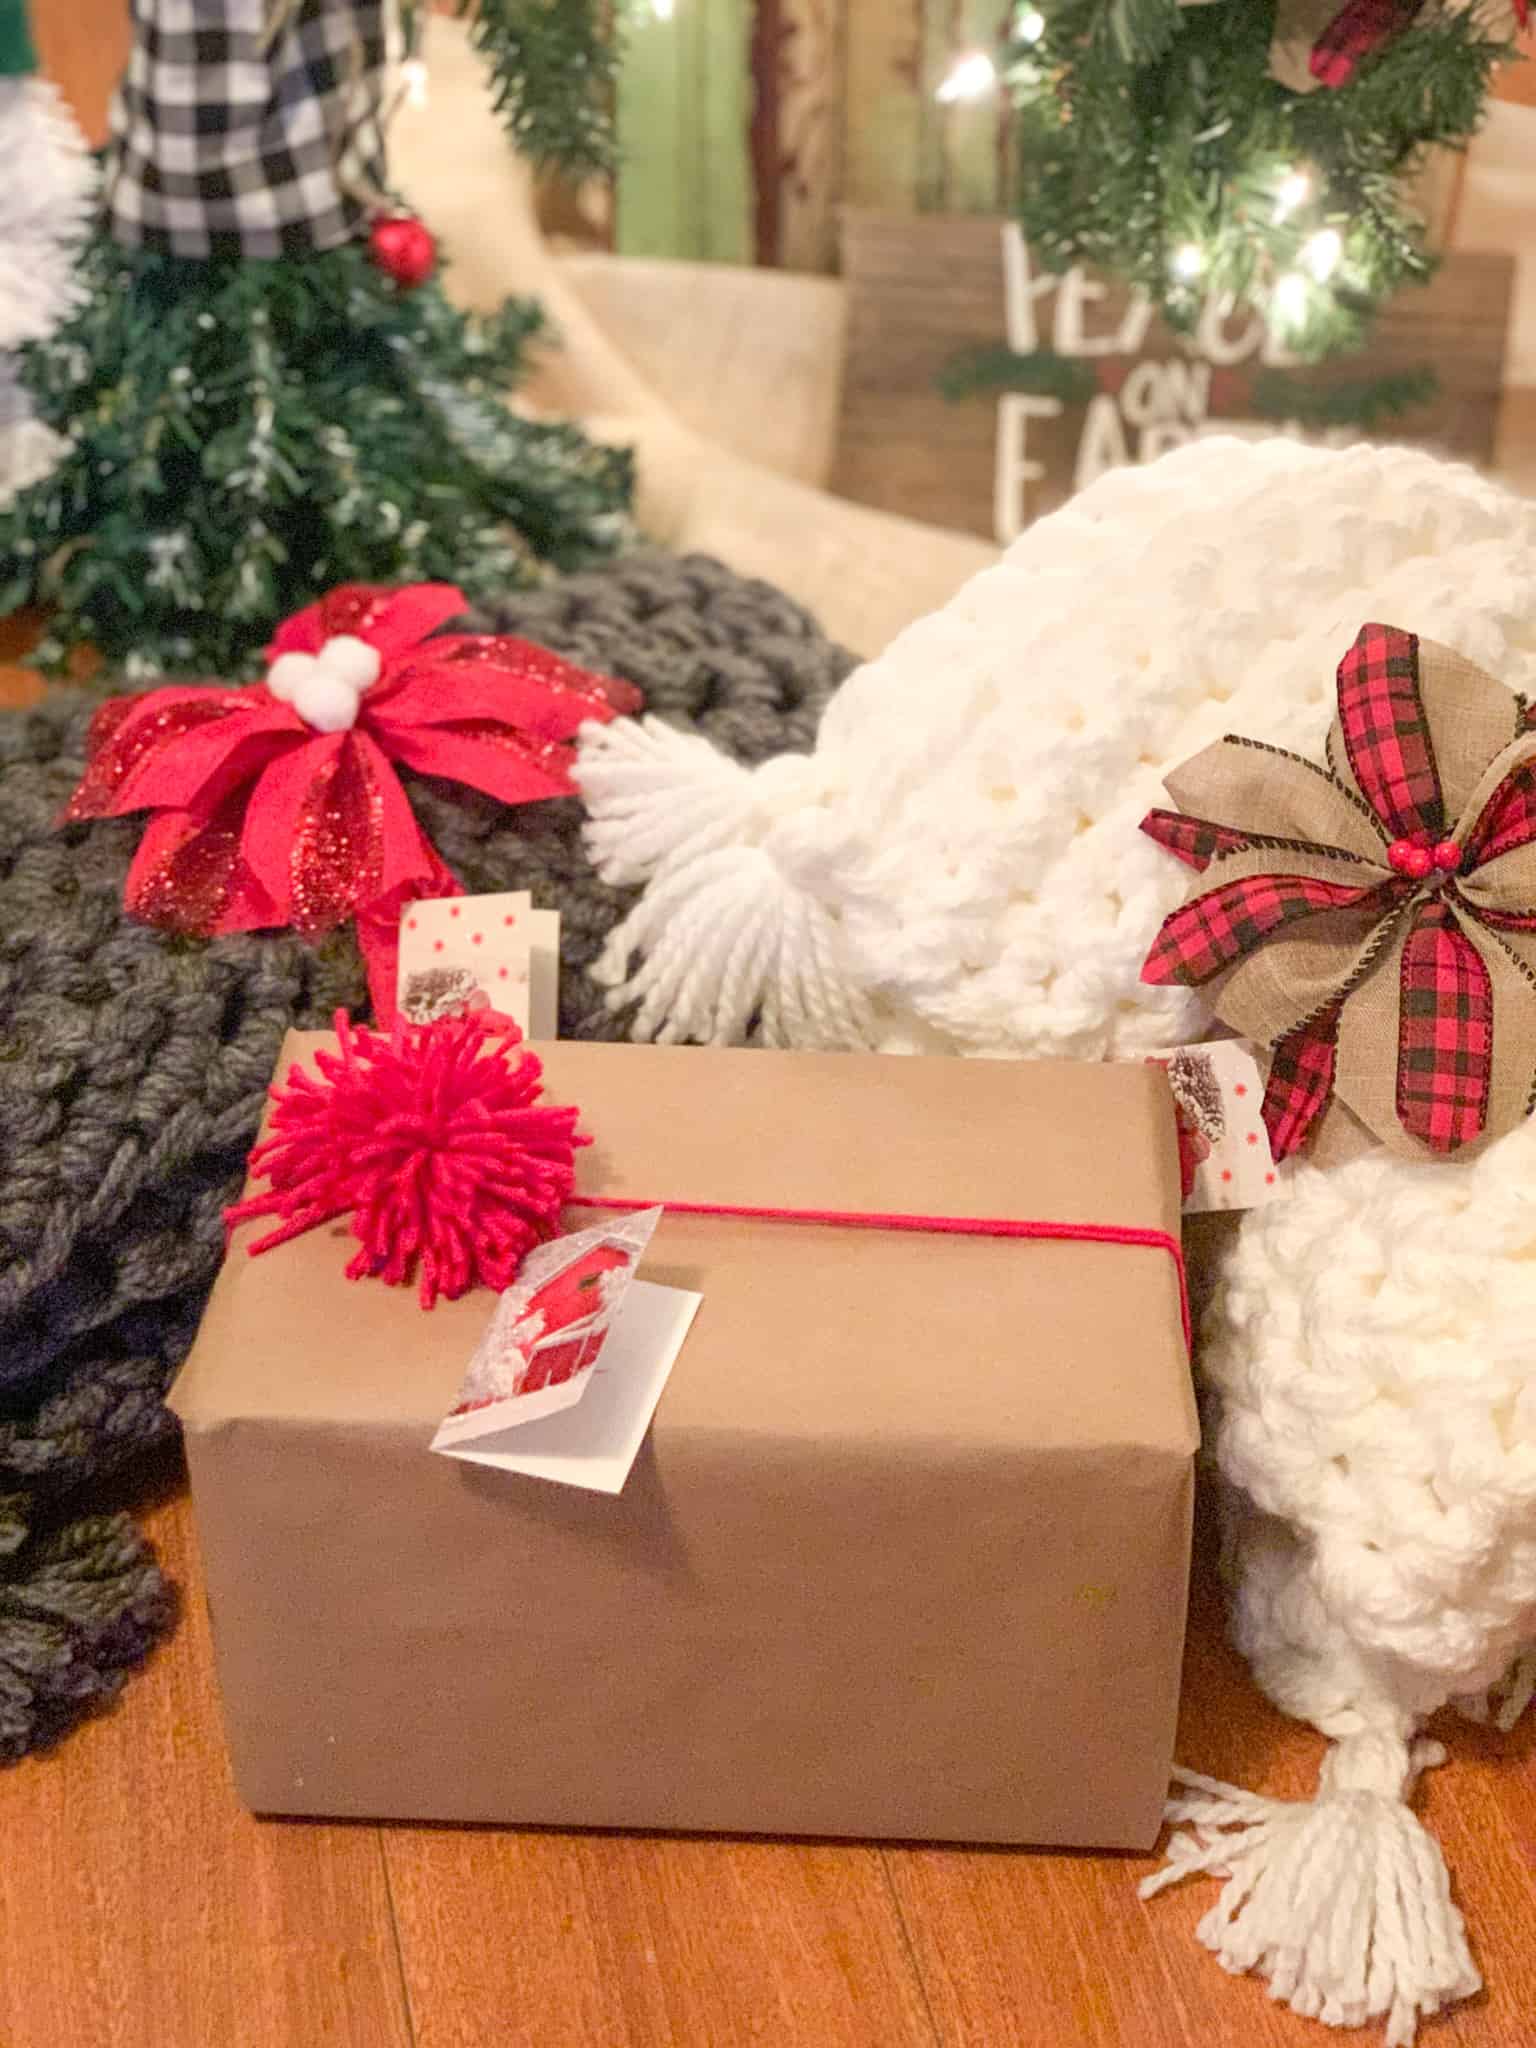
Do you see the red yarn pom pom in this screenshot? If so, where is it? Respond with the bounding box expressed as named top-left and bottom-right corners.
top-left (226, 1012), bottom-right (587, 1308)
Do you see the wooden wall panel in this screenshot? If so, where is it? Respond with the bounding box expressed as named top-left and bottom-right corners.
top-left (30, 0), bottom-right (131, 142)
top-left (750, 0), bottom-right (847, 272)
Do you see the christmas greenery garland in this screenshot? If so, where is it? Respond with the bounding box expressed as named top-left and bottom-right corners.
top-left (1003, 0), bottom-right (1517, 359)
top-left (438, 0), bottom-right (621, 175)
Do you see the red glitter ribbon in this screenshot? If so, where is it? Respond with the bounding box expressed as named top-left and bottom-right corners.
top-left (62, 584), bottom-right (641, 1020)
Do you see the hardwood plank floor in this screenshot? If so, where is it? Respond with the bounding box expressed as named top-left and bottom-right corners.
top-left (385, 1828), bottom-right (938, 2048)
top-left (3, 1475), bottom-right (1533, 2048)
top-left (0, 1483), bottom-right (413, 2048)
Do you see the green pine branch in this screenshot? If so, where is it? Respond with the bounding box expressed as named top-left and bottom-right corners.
top-left (1251, 365), bottom-right (1440, 430)
top-left (937, 344), bottom-right (1098, 404)
top-left (447, 0), bottom-right (623, 176)
top-left (0, 236), bottom-right (633, 677)
top-left (1005, 0), bottom-right (1517, 361)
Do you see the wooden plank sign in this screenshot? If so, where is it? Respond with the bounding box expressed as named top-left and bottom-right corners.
top-left (834, 211), bottom-right (1515, 543)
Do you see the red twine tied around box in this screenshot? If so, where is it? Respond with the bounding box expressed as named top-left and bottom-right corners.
top-left (226, 1011), bottom-right (587, 1309)
top-left (566, 1196), bottom-right (1192, 1354)
top-left (231, 1012), bottom-right (1190, 1347)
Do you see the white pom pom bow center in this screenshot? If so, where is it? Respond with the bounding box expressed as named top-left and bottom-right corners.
top-left (266, 635), bottom-right (384, 732)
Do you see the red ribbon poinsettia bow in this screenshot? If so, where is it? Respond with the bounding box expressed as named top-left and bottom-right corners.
top-left (1140, 623), bottom-right (1536, 1162)
top-left (62, 584), bottom-right (641, 1018)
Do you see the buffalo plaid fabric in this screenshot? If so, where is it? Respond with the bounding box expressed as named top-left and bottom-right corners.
top-left (1308, 0), bottom-right (1423, 88)
top-left (1263, 1005), bottom-right (1342, 1161)
top-left (1396, 898), bottom-right (1492, 1152)
top-left (1140, 808), bottom-right (1249, 874)
top-left (106, 0), bottom-right (388, 260)
top-left (1466, 753), bottom-right (1536, 874)
top-left (1142, 872), bottom-right (1379, 988)
top-left (1335, 623), bottom-right (1444, 843)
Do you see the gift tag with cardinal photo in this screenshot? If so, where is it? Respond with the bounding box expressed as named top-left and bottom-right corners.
top-left (1144, 1040), bottom-right (1295, 1214)
top-left (430, 1207), bottom-right (701, 1493)
top-left (396, 890), bottom-right (560, 1037)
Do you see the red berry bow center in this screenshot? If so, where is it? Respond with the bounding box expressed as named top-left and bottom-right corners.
top-left (1388, 836), bottom-right (1463, 886)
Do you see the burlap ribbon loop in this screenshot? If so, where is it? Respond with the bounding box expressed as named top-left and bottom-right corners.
top-left (1141, 623), bottom-right (1536, 1161)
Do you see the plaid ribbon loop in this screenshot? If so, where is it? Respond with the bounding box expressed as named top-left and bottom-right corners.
top-left (1141, 623), bottom-right (1536, 1161)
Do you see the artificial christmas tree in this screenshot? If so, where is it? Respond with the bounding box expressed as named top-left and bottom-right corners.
top-left (0, 0), bottom-right (96, 509)
top-left (998, 0), bottom-right (1522, 358)
top-left (0, 0), bottom-right (631, 677)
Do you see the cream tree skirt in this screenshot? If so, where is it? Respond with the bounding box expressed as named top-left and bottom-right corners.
top-left (390, 19), bottom-right (997, 659)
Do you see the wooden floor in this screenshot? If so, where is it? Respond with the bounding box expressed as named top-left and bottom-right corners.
top-left (1, 1473), bottom-right (1534, 2048)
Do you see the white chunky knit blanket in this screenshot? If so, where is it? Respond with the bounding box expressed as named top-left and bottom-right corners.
top-left (579, 437), bottom-right (1536, 2044)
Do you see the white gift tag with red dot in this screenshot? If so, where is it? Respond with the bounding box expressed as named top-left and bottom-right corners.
top-left (1144, 1039), bottom-right (1295, 1215)
top-left (395, 891), bottom-right (560, 1039)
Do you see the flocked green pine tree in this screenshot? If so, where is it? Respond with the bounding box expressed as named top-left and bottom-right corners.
top-left (0, 0), bottom-right (633, 679)
top-left (1002, 0), bottom-right (1517, 359)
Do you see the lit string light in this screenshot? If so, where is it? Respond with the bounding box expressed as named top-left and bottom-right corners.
top-left (936, 50), bottom-right (998, 103)
top-left (1303, 228), bottom-right (1342, 282)
top-left (1273, 272), bottom-right (1309, 330)
top-left (1273, 169), bottom-right (1311, 221)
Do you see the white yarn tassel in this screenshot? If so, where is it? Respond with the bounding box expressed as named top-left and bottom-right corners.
top-left (1455, 1646), bottom-right (1536, 1733)
top-left (1140, 1732), bottom-right (1478, 2046)
top-left (578, 717), bottom-right (874, 1049)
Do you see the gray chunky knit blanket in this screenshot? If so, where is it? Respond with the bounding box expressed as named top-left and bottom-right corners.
top-left (0, 552), bottom-right (850, 1758)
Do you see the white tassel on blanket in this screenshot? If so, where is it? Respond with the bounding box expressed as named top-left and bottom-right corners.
top-left (578, 437), bottom-right (1536, 2041)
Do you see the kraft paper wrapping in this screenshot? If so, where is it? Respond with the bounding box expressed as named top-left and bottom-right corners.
top-left (171, 1039), bottom-right (1198, 1848)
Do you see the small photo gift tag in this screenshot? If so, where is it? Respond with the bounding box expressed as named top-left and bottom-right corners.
top-left (431, 1208), bottom-right (701, 1495)
top-left (1145, 1040), bottom-right (1293, 1214)
top-left (397, 890), bottom-right (560, 1038)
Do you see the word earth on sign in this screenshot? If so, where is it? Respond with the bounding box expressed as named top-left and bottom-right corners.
top-left (994, 227), bottom-right (1303, 543)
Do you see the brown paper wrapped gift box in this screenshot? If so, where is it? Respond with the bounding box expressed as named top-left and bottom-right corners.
top-left (170, 1036), bottom-right (1198, 1848)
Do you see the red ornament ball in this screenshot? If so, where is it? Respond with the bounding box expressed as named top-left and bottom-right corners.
top-left (1432, 838), bottom-right (1463, 874)
top-left (369, 214), bottom-right (438, 290)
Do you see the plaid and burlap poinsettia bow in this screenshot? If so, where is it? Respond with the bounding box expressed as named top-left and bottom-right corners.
top-left (1141, 624), bottom-right (1536, 1162)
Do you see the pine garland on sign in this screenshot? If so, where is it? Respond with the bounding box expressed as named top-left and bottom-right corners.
top-left (938, 338), bottom-right (1439, 431)
top-left (1251, 362), bottom-right (1439, 428)
top-left (1001, 0), bottom-right (1518, 359)
top-left (937, 344), bottom-right (1099, 403)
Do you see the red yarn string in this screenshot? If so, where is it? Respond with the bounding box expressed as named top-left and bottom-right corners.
top-left (566, 1195), bottom-right (1192, 1353)
top-left (231, 1012), bottom-right (1191, 1347)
